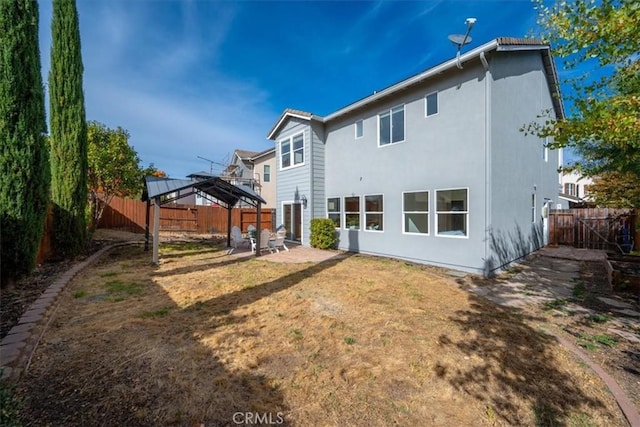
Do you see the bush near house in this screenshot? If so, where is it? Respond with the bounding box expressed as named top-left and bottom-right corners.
top-left (310, 218), bottom-right (337, 249)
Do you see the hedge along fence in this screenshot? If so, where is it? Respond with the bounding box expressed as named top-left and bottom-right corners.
top-left (98, 196), bottom-right (274, 234)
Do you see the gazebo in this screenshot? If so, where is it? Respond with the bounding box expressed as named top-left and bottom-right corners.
top-left (143, 174), bottom-right (266, 264)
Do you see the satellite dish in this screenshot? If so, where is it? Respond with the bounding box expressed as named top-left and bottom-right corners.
top-left (448, 18), bottom-right (477, 69)
top-left (448, 34), bottom-right (472, 47)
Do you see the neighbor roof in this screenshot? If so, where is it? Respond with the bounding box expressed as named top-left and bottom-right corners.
top-left (235, 149), bottom-right (259, 160)
top-left (267, 37), bottom-right (564, 140)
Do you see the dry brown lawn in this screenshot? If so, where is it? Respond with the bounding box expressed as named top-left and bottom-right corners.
top-left (17, 239), bottom-right (626, 426)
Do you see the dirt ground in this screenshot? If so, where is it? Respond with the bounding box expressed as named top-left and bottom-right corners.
top-left (5, 232), bottom-right (633, 426)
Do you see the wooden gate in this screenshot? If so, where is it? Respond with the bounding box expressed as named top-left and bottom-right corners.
top-left (549, 208), bottom-right (637, 252)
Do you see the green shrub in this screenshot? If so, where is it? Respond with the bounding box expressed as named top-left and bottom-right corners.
top-left (310, 218), bottom-right (337, 249)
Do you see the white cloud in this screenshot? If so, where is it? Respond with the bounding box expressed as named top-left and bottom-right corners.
top-left (39, 0), bottom-right (276, 179)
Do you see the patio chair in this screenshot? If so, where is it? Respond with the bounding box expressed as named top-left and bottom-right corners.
top-left (231, 226), bottom-right (245, 249)
top-left (270, 228), bottom-right (289, 252)
top-left (252, 229), bottom-right (275, 254)
top-left (262, 229), bottom-right (276, 254)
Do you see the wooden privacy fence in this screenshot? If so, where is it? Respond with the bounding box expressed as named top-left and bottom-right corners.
top-left (98, 196), bottom-right (274, 234)
top-left (549, 208), bottom-right (637, 252)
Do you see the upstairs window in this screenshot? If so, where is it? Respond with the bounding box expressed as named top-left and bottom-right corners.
top-left (355, 120), bottom-right (363, 139)
top-left (379, 105), bottom-right (404, 146)
top-left (263, 165), bottom-right (271, 182)
top-left (280, 133), bottom-right (304, 169)
top-left (327, 198), bottom-right (341, 228)
top-left (425, 92), bottom-right (438, 117)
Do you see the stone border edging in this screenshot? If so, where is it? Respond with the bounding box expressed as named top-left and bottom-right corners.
top-left (548, 329), bottom-right (640, 426)
top-left (0, 242), bottom-right (136, 381)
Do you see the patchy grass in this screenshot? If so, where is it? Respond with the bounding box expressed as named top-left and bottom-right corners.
top-left (343, 336), bottom-right (356, 345)
top-left (72, 290), bottom-right (86, 299)
top-left (586, 314), bottom-right (612, 324)
top-left (578, 333), bottom-right (618, 350)
top-left (16, 242), bottom-right (627, 427)
top-left (140, 307), bottom-right (172, 319)
top-left (543, 298), bottom-right (568, 310)
top-left (105, 280), bottom-right (144, 296)
top-left (572, 282), bottom-right (587, 300)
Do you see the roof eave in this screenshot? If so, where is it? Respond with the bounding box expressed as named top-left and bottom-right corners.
top-left (323, 40), bottom-right (500, 122)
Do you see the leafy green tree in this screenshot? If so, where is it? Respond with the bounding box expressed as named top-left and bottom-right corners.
top-left (87, 121), bottom-right (151, 230)
top-left (588, 172), bottom-right (640, 208)
top-left (49, 0), bottom-right (88, 256)
top-left (0, 0), bottom-right (50, 287)
top-left (529, 0), bottom-right (639, 183)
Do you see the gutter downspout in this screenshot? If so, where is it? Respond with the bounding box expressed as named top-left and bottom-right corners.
top-left (481, 51), bottom-right (492, 276)
top-left (308, 125), bottom-right (313, 247)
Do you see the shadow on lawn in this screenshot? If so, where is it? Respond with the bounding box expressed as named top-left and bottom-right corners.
top-left (184, 252), bottom-right (354, 314)
top-left (435, 294), bottom-right (613, 426)
top-left (18, 245), bottom-right (352, 426)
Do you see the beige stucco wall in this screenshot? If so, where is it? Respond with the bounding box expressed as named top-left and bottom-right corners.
top-left (254, 151), bottom-right (276, 209)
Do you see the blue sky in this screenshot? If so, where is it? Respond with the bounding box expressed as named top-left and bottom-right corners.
top-left (38, 0), bottom-right (562, 178)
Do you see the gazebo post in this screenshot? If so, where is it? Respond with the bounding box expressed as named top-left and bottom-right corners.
top-left (144, 199), bottom-right (150, 251)
top-left (226, 206), bottom-right (232, 248)
top-left (256, 202), bottom-right (262, 257)
top-left (153, 197), bottom-right (160, 264)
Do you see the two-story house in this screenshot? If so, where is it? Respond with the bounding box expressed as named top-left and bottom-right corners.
top-left (559, 170), bottom-right (594, 208)
top-left (222, 148), bottom-right (277, 209)
top-left (267, 37), bottom-right (564, 275)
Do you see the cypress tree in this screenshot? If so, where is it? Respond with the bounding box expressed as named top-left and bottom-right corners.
top-left (49, 0), bottom-right (87, 257)
top-left (0, 0), bottom-right (50, 287)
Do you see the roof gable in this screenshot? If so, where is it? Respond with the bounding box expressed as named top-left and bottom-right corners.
top-left (267, 108), bottom-right (317, 140)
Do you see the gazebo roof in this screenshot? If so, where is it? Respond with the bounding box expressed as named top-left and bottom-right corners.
top-left (144, 175), bottom-right (266, 208)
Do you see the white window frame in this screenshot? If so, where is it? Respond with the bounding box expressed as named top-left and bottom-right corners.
top-left (435, 187), bottom-right (469, 239)
top-left (402, 190), bottom-right (430, 235)
top-left (355, 119), bottom-right (363, 139)
top-left (425, 91), bottom-right (438, 117)
top-left (327, 197), bottom-right (341, 229)
top-left (364, 194), bottom-right (384, 232)
top-left (378, 104), bottom-right (405, 147)
top-left (564, 183), bottom-right (576, 196)
top-left (343, 196), bottom-right (361, 230)
top-left (279, 132), bottom-right (304, 170)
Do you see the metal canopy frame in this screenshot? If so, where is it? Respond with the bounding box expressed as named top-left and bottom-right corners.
top-left (143, 175), bottom-right (266, 263)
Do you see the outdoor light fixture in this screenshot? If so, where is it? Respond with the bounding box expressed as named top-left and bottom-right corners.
top-left (300, 195), bottom-right (308, 208)
top-left (448, 17), bottom-right (477, 69)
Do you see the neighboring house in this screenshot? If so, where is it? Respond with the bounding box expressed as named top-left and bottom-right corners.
top-left (251, 148), bottom-right (276, 209)
top-left (558, 171), bottom-right (594, 208)
top-left (267, 37), bottom-right (564, 275)
top-left (221, 148), bottom-right (277, 208)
